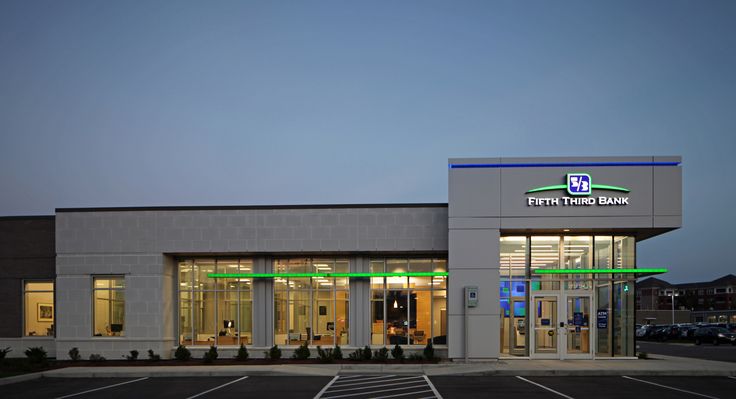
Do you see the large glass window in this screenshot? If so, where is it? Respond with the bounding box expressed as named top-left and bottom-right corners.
top-left (24, 281), bottom-right (54, 337)
top-left (178, 259), bottom-right (252, 346)
top-left (500, 237), bottom-right (527, 356)
top-left (531, 236), bottom-right (560, 290)
top-left (274, 258), bottom-right (349, 346)
top-left (370, 258), bottom-right (447, 346)
top-left (93, 277), bottom-right (125, 337)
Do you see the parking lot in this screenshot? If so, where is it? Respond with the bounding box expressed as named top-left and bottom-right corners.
top-left (638, 341), bottom-right (736, 363)
top-left (3, 375), bottom-right (736, 399)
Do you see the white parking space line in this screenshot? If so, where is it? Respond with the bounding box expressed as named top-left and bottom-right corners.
top-left (728, 376), bottom-right (736, 380)
top-left (335, 375), bottom-right (365, 380)
top-left (370, 389), bottom-right (435, 399)
top-left (326, 379), bottom-right (430, 394)
top-left (331, 375), bottom-right (398, 385)
top-left (55, 377), bottom-right (149, 399)
top-left (423, 375), bottom-right (444, 399)
top-left (314, 376), bottom-right (340, 399)
top-left (322, 384), bottom-right (430, 398)
top-left (515, 376), bottom-right (574, 399)
top-left (185, 376), bottom-right (249, 399)
top-left (622, 376), bottom-right (720, 399)
top-left (330, 376), bottom-right (424, 388)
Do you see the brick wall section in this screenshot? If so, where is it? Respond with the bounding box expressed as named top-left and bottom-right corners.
top-left (0, 216), bottom-right (55, 337)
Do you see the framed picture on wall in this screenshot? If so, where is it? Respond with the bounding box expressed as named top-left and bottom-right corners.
top-left (38, 303), bottom-right (54, 321)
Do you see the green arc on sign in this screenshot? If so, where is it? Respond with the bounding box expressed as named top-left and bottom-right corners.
top-left (526, 184), bottom-right (630, 194)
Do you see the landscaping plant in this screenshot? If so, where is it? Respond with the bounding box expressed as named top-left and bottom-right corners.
top-left (147, 349), bottom-right (161, 361)
top-left (235, 343), bottom-right (249, 361)
top-left (125, 350), bottom-right (139, 361)
top-left (203, 345), bottom-right (218, 363)
top-left (292, 342), bottom-right (311, 360)
top-left (68, 347), bottom-right (81, 361)
top-left (265, 345), bottom-right (282, 360)
top-left (391, 344), bottom-right (404, 361)
top-left (174, 345), bottom-right (192, 361)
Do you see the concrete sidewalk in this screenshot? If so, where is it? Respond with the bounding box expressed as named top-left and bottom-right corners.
top-left (3, 354), bottom-right (729, 380)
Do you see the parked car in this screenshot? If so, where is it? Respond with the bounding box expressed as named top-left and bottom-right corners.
top-left (694, 327), bottom-right (736, 345)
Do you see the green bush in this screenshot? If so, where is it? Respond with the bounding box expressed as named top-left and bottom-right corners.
top-left (423, 341), bottom-right (435, 361)
top-left (348, 346), bottom-right (373, 361)
top-left (235, 344), bottom-right (249, 361)
top-left (292, 342), bottom-right (311, 360)
top-left (147, 349), bottom-right (161, 361)
top-left (391, 344), bottom-right (404, 361)
top-left (25, 347), bottom-right (47, 364)
top-left (125, 350), bottom-right (139, 361)
top-left (174, 345), bottom-right (192, 361)
top-left (373, 347), bottom-right (389, 362)
top-left (89, 353), bottom-right (106, 362)
top-left (203, 346), bottom-right (218, 363)
top-left (408, 353), bottom-right (424, 361)
top-left (265, 345), bottom-right (282, 360)
top-left (316, 346), bottom-right (333, 363)
top-left (333, 345), bottom-right (343, 360)
top-left (0, 347), bottom-right (12, 360)
top-left (68, 347), bottom-right (81, 361)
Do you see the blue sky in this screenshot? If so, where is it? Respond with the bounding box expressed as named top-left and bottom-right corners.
top-left (1, 1), bottom-right (734, 283)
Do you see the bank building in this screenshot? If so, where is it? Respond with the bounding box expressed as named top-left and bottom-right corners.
top-left (0, 156), bottom-right (681, 360)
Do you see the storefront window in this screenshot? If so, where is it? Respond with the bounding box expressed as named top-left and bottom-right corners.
top-left (273, 258), bottom-right (349, 346)
top-left (178, 259), bottom-right (252, 346)
top-left (500, 237), bottom-right (527, 356)
top-left (24, 281), bottom-right (54, 337)
top-left (563, 236), bottom-right (592, 290)
top-left (370, 258), bottom-right (447, 346)
top-left (93, 276), bottom-right (125, 337)
top-left (531, 236), bottom-right (560, 290)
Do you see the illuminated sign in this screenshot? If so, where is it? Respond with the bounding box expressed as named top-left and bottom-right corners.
top-left (526, 174), bottom-right (630, 206)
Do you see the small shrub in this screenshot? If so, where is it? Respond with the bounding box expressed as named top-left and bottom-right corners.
top-left (408, 353), bottom-right (424, 361)
top-left (265, 345), bottom-right (282, 360)
top-left (292, 342), bottom-right (311, 360)
top-left (423, 341), bottom-right (436, 361)
top-left (235, 344), bottom-right (249, 361)
top-left (147, 349), bottom-right (161, 361)
top-left (25, 346), bottom-right (47, 364)
top-left (203, 345), bottom-right (218, 363)
top-left (391, 344), bottom-right (404, 361)
top-left (348, 346), bottom-right (373, 361)
top-left (68, 347), bottom-right (81, 361)
top-left (373, 347), bottom-right (389, 362)
top-left (333, 345), bottom-right (343, 360)
top-left (89, 353), bottom-right (106, 362)
top-left (174, 345), bottom-right (192, 361)
top-left (638, 352), bottom-right (649, 359)
top-left (316, 346), bottom-right (334, 363)
top-left (125, 350), bottom-right (139, 361)
top-left (0, 347), bottom-right (12, 360)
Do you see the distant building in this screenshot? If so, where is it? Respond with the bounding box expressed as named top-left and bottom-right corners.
top-left (636, 274), bottom-right (736, 324)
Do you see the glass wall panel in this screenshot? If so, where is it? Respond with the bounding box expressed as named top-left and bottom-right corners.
top-left (531, 236), bottom-right (559, 290)
top-left (273, 258), bottom-right (350, 346)
top-left (93, 277), bottom-right (125, 337)
top-left (179, 258), bottom-right (253, 346)
top-left (500, 236), bottom-right (527, 356)
top-left (24, 281), bottom-right (54, 337)
top-left (370, 258), bottom-right (448, 346)
top-left (563, 236), bottom-right (592, 290)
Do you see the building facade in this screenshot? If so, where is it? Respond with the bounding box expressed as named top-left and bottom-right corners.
top-left (0, 156), bottom-right (682, 360)
top-left (637, 274), bottom-right (736, 324)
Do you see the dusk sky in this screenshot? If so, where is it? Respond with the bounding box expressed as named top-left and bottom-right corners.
top-left (1, 1), bottom-right (734, 283)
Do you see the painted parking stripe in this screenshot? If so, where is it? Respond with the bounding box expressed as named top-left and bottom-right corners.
top-left (314, 376), bottom-right (340, 399)
top-left (325, 379), bottom-right (430, 394)
top-left (55, 377), bottom-right (149, 399)
top-left (185, 376), bottom-right (249, 399)
top-left (330, 376), bottom-right (424, 387)
top-left (515, 376), bottom-right (574, 399)
top-left (423, 375), bottom-right (444, 399)
top-left (622, 376), bottom-right (720, 399)
top-left (371, 389), bottom-right (435, 399)
top-left (322, 384), bottom-right (430, 398)
top-left (331, 375), bottom-right (398, 385)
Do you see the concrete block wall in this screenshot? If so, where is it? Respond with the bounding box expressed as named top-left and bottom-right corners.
top-left (54, 205), bottom-right (448, 359)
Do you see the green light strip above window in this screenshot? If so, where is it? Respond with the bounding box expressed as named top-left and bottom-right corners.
top-left (207, 272), bottom-right (449, 279)
top-left (533, 268), bottom-right (667, 275)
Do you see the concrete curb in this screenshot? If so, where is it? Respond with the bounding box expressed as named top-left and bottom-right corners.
top-left (0, 371), bottom-right (45, 386)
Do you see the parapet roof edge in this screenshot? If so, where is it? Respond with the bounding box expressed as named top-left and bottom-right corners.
top-left (0, 215), bottom-right (55, 220)
top-left (56, 203), bottom-right (449, 213)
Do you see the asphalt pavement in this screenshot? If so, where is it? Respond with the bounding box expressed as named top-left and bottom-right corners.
top-left (638, 340), bottom-right (736, 363)
top-left (3, 375), bottom-right (736, 399)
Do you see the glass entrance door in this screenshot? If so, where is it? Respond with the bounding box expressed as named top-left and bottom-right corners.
top-left (565, 295), bottom-right (592, 358)
top-left (531, 293), bottom-right (593, 359)
top-left (531, 296), bottom-right (558, 357)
